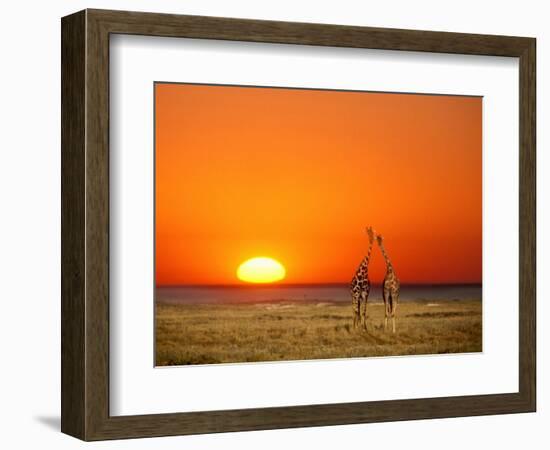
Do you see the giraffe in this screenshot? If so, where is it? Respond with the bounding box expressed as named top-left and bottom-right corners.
top-left (350, 226), bottom-right (375, 330)
top-left (376, 233), bottom-right (401, 333)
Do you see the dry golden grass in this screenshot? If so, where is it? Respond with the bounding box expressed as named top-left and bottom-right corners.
top-left (155, 300), bottom-right (482, 366)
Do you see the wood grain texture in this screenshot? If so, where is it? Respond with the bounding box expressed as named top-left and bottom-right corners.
top-left (84, 10), bottom-right (111, 439)
top-left (89, 8), bottom-right (532, 56)
top-left (61, 8), bottom-right (537, 441)
top-left (518, 39), bottom-right (536, 409)
top-left (61, 10), bottom-right (86, 439)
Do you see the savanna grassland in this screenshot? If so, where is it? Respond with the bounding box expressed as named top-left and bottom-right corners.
top-left (155, 300), bottom-right (482, 366)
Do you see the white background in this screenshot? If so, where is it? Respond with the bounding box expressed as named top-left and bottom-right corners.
top-left (110, 36), bottom-right (519, 415)
top-left (0, 0), bottom-right (547, 448)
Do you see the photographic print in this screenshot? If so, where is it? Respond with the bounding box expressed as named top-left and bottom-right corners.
top-left (154, 83), bottom-right (482, 366)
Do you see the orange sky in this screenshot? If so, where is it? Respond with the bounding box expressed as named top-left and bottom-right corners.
top-left (155, 83), bottom-right (482, 286)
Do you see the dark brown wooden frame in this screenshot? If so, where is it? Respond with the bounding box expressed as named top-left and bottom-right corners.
top-left (61, 8), bottom-right (536, 441)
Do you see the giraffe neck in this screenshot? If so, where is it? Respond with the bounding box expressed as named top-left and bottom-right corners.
top-left (360, 241), bottom-right (373, 270)
top-left (379, 241), bottom-right (393, 270)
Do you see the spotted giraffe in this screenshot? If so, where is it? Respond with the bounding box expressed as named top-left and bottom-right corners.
top-left (376, 233), bottom-right (401, 333)
top-left (350, 227), bottom-right (375, 330)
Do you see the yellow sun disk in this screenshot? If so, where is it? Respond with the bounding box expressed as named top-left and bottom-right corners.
top-left (237, 257), bottom-right (286, 284)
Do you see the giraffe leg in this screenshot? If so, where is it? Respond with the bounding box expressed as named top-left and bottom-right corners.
top-left (359, 294), bottom-right (365, 330)
top-left (362, 287), bottom-right (371, 330)
top-left (364, 303), bottom-right (369, 331)
top-left (391, 291), bottom-right (399, 333)
top-left (362, 291), bottom-right (369, 331)
top-left (351, 291), bottom-right (360, 329)
top-left (383, 287), bottom-right (389, 332)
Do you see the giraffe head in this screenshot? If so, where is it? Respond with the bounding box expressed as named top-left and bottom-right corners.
top-left (366, 226), bottom-right (374, 244)
top-left (376, 233), bottom-right (384, 246)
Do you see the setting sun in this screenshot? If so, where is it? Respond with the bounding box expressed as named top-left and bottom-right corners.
top-left (237, 257), bottom-right (286, 284)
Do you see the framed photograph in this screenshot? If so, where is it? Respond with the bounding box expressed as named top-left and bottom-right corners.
top-left (61, 9), bottom-right (536, 440)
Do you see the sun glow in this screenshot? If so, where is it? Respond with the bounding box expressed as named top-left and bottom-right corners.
top-left (237, 257), bottom-right (286, 284)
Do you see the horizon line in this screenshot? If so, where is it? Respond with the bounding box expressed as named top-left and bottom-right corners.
top-left (156, 282), bottom-right (482, 289)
